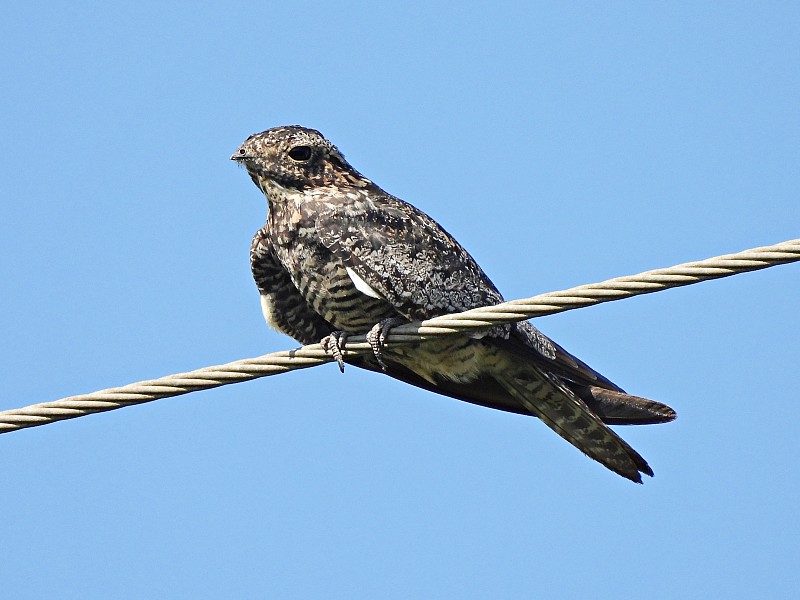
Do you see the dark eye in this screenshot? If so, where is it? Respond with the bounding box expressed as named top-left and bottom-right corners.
top-left (288, 145), bottom-right (312, 162)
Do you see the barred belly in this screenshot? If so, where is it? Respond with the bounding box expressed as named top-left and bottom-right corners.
top-left (387, 336), bottom-right (488, 385)
top-left (304, 263), bottom-right (396, 333)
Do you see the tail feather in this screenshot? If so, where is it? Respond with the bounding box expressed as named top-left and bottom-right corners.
top-left (494, 355), bottom-right (654, 483)
top-left (355, 356), bottom-right (675, 427)
top-left (574, 385), bottom-right (677, 425)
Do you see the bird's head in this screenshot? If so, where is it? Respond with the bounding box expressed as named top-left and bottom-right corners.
top-left (231, 126), bottom-right (370, 197)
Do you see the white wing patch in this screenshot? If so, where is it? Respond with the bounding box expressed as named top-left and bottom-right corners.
top-left (345, 266), bottom-right (382, 299)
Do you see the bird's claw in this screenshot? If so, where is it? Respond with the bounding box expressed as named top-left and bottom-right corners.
top-left (366, 317), bottom-right (405, 371)
top-left (321, 331), bottom-right (349, 373)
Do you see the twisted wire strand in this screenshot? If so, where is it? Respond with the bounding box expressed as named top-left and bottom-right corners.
top-left (1, 238), bottom-right (797, 434)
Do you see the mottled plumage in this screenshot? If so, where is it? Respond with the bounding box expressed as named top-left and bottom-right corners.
top-left (232, 125), bottom-right (676, 483)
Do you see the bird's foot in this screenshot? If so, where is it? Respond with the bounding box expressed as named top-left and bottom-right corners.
top-left (321, 331), bottom-right (349, 373)
top-left (366, 317), bottom-right (405, 371)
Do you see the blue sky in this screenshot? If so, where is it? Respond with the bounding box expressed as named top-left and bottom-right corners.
top-left (1, 2), bottom-right (798, 598)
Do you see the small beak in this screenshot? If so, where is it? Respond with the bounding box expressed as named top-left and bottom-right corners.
top-left (230, 150), bottom-right (245, 162)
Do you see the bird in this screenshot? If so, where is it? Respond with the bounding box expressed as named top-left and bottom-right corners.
top-left (231, 125), bottom-right (676, 483)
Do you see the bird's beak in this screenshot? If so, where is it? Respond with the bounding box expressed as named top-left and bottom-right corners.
top-left (230, 150), bottom-right (244, 162)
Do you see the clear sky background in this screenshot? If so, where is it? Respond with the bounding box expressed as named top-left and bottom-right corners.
top-left (1, 3), bottom-right (798, 599)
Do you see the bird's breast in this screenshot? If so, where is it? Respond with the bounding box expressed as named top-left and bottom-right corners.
top-left (269, 226), bottom-right (396, 333)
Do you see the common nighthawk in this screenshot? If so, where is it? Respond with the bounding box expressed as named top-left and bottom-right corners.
top-left (232, 125), bottom-right (676, 483)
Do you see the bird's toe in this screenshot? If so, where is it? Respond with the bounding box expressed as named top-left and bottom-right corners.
top-left (321, 331), bottom-right (349, 373)
top-left (366, 317), bottom-right (406, 371)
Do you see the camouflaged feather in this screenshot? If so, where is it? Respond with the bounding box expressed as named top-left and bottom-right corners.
top-left (233, 125), bottom-right (676, 483)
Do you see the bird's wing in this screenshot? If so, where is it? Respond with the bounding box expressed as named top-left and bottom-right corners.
top-left (251, 227), bottom-right (335, 344)
top-left (316, 194), bottom-right (621, 378)
top-left (315, 195), bottom-right (504, 321)
top-left (509, 321), bottom-right (621, 389)
top-left (316, 194), bottom-right (675, 430)
top-left (502, 321), bottom-right (675, 424)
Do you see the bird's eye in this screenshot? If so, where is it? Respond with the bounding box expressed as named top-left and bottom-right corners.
top-left (288, 145), bottom-right (312, 162)
top-left (238, 148), bottom-right (246, 155)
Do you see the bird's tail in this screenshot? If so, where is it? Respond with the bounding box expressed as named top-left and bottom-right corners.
top-left (490, 349), bottom-right (655, 483)
top-left (573, 385), bottom-right (677, 426)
